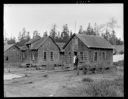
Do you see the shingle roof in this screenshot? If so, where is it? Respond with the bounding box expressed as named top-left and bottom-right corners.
top-left (76, 34), bottom-right (113, 49)
top-left (26, 36), bottom-right (41, 44)
top-left (63, 34), bottom-right (113, 49)
top-left (4, 44), bottom-right (15, 52)
top-left (30, 37), bottom-right (48, 50)
top-left (30, 36), bottom-right (61, 51)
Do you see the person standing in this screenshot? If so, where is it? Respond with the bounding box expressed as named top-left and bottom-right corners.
top-left (73, 53), bottom-right (79, 75)
top-left (73, 54), bottom-right (77, 70)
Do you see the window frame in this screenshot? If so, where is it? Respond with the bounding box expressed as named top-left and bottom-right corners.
top-left (32, 52), bottom-right (35, 61)
top-left (50, 52), bottom-right (54, 61)
top-left (102, 51), bottom-right (106, 60)
top-left (80, 52), bottom-right (84, 61)
top-left (94, 51), bottom-right (98, 62)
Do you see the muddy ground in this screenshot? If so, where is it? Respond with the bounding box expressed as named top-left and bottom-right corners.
top-left (4, 67), bottom-right (123, 97)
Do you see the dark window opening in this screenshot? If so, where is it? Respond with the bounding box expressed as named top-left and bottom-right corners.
top-left (44, 52), bottom-right (46, 61)
top-left (94, 52), bottom-right (97, 61)
top-left (80, 52), bottom-right (83, 60)
top-left (51, 52), bottom-right (53, 61)
top-left (6, 56), bottom-right (8, 61)
top-left (103, 52), bottom-right (105, 60)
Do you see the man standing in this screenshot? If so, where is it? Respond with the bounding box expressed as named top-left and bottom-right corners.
top-left (73, 53), bottom-right (79, 75)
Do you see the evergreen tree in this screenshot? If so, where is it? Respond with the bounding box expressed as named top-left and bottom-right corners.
top-left (18, 32), bottom-right (21, 42)
top-left (33, 30), bottom-right (40, 39)
top-left (78, 25), bottom-right (83, 34)
top-left (7, 37), bottom-right (16, 44)
top-left (109, 30), bottom-right (116, 45)
top-left (50, 24), bottom-right (57, 39)
top-left (69, 30), bottom-right (73, 38)
top-left (43, 31), bottom-right (48, 37)
top-left (61, 24), bottom-right (70, 42)
top-left (86, 23), bottom-right (96, 35)
top-left (26, 32), bottom-right (31, 41)
top-left (86, 23), bottom-right (92, 35)
top-left (101, 29), bottom-right (111, 41)
top-left (94, 23), bottom-right (99, 36)
top-left (17, 28), bottom-right (31, 46)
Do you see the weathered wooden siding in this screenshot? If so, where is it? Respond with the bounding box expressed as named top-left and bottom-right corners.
top-left (4, 46), bottom-right (21, 63)
top-left (37, 38), bottom-right (60, 66)
top-left (87, 49), bottom-right (113, 67)
top-left (77, 38), bottom-right (89, 64)
top-left (21, 49), bottom-right (31, 64)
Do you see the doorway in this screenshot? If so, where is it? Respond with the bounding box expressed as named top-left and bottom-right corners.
top-left (74, 51), bottom-right (77, 56)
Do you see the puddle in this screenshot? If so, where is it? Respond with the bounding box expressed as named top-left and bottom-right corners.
top-left (4, 73), bottom-right (25, 80)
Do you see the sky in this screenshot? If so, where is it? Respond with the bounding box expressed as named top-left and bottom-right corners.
top-left (4, 4), bottom-right (123, 41)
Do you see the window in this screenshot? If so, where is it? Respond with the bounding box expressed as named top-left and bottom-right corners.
top-left (94, 52), bottom-right (97, 61)
top-left (44, 52), bottom-right (46, 61)
top-left (83, 51), bottom-right (88, 61)
top-left (32, 52), bottom-right (35, 61)
top-left (68, 52), bottom-right (72, 63)
top-left (80, 52), bottom-right (83, 60)
top-left (6, 56), bottom-right (8, 61)
top-left (103, 52), bottom-right (105, 60)
top-left (51, 52), bottom-right (53, 61)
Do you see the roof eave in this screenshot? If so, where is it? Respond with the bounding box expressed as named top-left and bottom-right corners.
top-left (89, 47), bottom-right (113, 50)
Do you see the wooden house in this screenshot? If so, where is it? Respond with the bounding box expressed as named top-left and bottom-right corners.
top-left (4, 44), bottom-right (22, 66)
top-left (63, 34), bottom-right (113, 70)
top-left (20, 36), bottom-right (41, 65)
top-left (22, 36), bottom-right (61, 69)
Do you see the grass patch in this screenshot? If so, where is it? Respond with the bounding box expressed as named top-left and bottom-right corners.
top-left (86, 80), bottom-right (118, 97)
top-left (65, 86), bottom-right (89, 97)
top-left (64, 76), bottom-right (123, 97)
top-left (86, 77), bottom-right (123, 97)
top-left (113, 60), bottom-right (124, 67)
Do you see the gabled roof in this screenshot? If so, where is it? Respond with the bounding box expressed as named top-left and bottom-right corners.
top-left (63, 34), bottom-right (113, 49)
top-left (4, 44), bottom-right (14, 52)
top-left (30, 36), bottom-right (61, 51)
top-left (26, 36), bottom-right (41, 45)
top-left (4, 44), bottom-right (20, 52)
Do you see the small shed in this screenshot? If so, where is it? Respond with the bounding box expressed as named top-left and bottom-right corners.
top-left (63, 34), bottom-right (113, 69)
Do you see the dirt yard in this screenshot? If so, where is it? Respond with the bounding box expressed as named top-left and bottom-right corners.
top-left (4, 66), bottom-right (124, 97)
